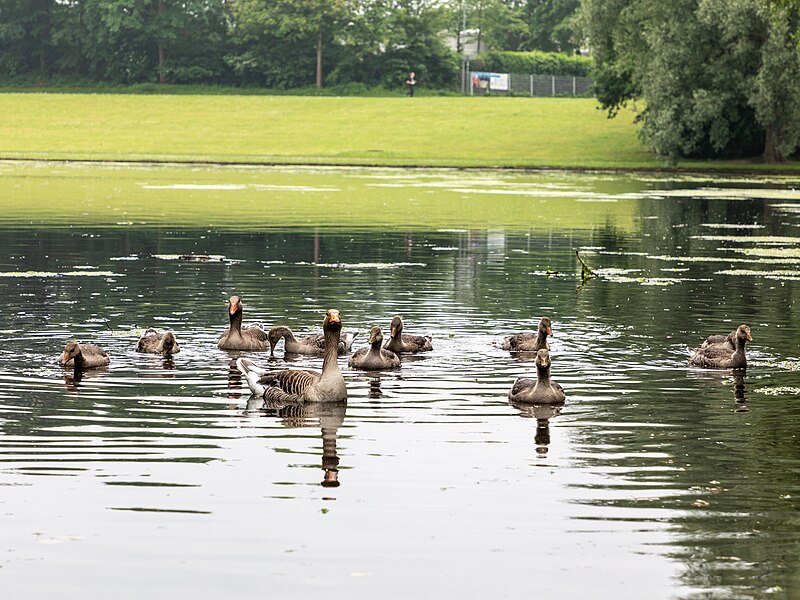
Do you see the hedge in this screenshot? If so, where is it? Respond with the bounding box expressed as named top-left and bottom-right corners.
top-left (470, 51), bottom-right (592, 77)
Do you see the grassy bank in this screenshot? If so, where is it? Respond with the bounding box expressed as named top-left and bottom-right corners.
top-left (0, 92), bottom-right (792, 170)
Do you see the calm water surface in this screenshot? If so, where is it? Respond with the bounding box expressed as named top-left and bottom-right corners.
top-left (0, 162), bottom-right (799, 598)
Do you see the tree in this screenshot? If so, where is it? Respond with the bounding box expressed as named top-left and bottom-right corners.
top-left (580, 0), bottom-right (800, 163)
top-left (230, 0), bottom-right (352, 88)
top-left (0, 0), bottom-right (59, 76)
top-left (525, 0), bottom-right (580, 52)
top-left (325, 0), bottom-right (458, 90)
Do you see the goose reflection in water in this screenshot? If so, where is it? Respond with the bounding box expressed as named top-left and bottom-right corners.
top-left (245, 398), bottom-right (347, 489)
top-left (62, 366), bottom-right (108, 392)
top-left (368, 377), bottom-right (383, 399)
top-left (733, 371), bottom-right (749, 412)
top-left (138, 354), bottom-right (177, 376)
top-left (687, 369), bottom-right (750, 412)
top-left (227, 357), bottom-right (243, 403)
top-left (510, 401), bottom-right (564, 457)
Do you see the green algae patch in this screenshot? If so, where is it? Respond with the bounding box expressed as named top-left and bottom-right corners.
top-left (594, 268), bottom-right (686, 285)
top-left (692, 236), bottom-right (800, 244)
top-left (0, 270), bottom-right (119, 278)
top-left (732, 247), bottom-right (800, 259)
top-left (759, 387), bottom-right (800, 395)
top-left (716, 269), bottom-right (800, 278)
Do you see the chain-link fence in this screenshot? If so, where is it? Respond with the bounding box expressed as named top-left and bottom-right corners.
top-left (461, 71), bottom-right (593, 97)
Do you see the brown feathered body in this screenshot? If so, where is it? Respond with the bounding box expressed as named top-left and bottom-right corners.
top-left (59, 341), bottom-right (110, 370)
top-left (383, 316), bottom-right (432, 354)
top-left (238, 309), bottom-right (347, 403)
top-left (268, 326), bottom-right (356, 356)
top-left (690, 324), bottom-right (752, 369)
top-left (137, 329), bottom-right (180, 355)
top-left (501, 317), bottom-right (552, 352)
top-left (508, 349), bottom-right (565, 404)
top-left (218, 295), bottom-right (269, 351)
top-left (349, 326), bottom-right (401, 370)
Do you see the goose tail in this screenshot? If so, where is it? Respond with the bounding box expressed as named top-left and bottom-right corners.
top-left (236, 357), bottom-right (269, 397)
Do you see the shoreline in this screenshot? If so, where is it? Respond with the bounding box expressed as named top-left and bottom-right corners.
top-left (2, 156), bottom-right (799, 177)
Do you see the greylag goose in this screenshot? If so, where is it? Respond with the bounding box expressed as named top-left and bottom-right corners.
top-left (59, 341), bottom-right (110, 370)
top-left (237, 309), bottom-right (347, 403)
top-left (383, 315), bottom-right (432, 354)
top-left (689, 324), bottom-right (752, 369)
top-left (218, 295), bottom-right (269, 351)
top-left (268, 325), bottom-right (356, 356)
top-left (501, 317), bottom-right (552, 352)
top-left (508, 349), bottom-right (565, 404)
top-left (348, 326), bottom-right (401, 370)
top-left (136, 329), bottom-right (180, 355)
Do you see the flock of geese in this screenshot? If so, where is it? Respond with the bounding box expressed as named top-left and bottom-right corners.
top-left (58, 295), bottom-right (754, 406)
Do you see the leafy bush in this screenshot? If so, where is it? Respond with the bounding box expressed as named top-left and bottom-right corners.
top-left (471, 51), bottom-right (591, 76)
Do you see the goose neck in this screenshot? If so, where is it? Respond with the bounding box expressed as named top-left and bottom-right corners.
top-left (230, 309), bottom-right (243, 334)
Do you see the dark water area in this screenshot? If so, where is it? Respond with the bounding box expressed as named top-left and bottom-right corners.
top-left (0, 163), bottom-right (799, 598)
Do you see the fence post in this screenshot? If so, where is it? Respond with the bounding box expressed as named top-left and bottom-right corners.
top-left (530, 74), bottom-right (533, 97)
top-left (551, 75), bottom-right (555, 97)
top-left (573, 77), bottom-right (576, 96)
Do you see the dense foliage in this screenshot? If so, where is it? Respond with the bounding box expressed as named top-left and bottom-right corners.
top-left (0, 0), bottom-right (584, 90)
top-left (580, 0), bottom-right (800, 163)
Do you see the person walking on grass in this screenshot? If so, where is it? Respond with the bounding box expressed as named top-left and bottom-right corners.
top-left (406, 71), bottom-right (416, 97)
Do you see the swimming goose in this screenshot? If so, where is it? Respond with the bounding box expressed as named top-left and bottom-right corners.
top-left (383, 315), bottom-right (432, 354)
top-left (59, 341), bottom-right (110, 370)
top-left (268, 325), bottom-right (357, 356)
top-left (218, 295), bottom-right (269, 351)
top-left (690, 324), bottom-right (752, 369)
top-left (348, 326), bottom-right (401, 370)
top-left (136, 329), bottom-right (180, 355)
top-left (501, 317), bottom-right (552, 352)
top-left (237, 309), bottom-right (347, 403)
top-left (508, 349), bottom-right (565, 404)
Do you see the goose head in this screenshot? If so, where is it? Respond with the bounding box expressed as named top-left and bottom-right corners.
top-left (369, 325), bottom-right (384, 347)
top-left (389, 315), bottom-right (403, 337)
top-left (228, 295), bottom-right (243, 317)
top-left (538, 317), bottom-right (553, 337)
top-left (60, 341), bottom-right (81, 365)
top-left (736, 324), bottom-right (753, 345)
top-left (535, 348), bottom-right (552, 370)
top-left (324, 309), bottom-right (342, 334)
top-left (161, 331), bottom-right (178, 353)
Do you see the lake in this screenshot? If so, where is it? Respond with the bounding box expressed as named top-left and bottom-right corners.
top-left (0, 161), bottom-right (798, 598)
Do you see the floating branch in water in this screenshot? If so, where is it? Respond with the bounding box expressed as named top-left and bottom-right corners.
top-left (575, 250), bottom-right (597, 281)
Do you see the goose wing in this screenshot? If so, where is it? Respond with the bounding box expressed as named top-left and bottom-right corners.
top-left (403, 333), bottom-right (433, 352)
top-left (509, 376), bottom-right (536, 398)
top-left (243, 324), bottom-right (268, 343)
top-left (502, 333), bottom-right (534, 351)
top-left (237, 357), bottom-right (320, 398)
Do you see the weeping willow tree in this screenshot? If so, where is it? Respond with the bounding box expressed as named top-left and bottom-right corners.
top-left (580, 0), bottom-right (800, 163)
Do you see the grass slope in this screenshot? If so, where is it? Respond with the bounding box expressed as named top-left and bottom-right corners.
top-left (0, 92), bottom-right (791, 170)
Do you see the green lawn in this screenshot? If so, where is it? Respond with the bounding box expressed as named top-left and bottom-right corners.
top-left (0, 92), bottom-right (791, 170)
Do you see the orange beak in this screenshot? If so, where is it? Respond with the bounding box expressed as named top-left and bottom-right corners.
top-left (390, 327), bottom-right (397, 337)
top-left (746, 331), bottom-right (753, 341)
top-left (229, 303), bottom-right (237, 315)
top-left (546, 326), bottom-right (553, 336)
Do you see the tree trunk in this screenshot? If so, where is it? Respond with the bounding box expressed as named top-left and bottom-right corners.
top-left (763, 123), bottom-right (784, 163)
top-left (158, 0), bottom-right (166, 84)
top-left (316, 30), bottom-right (323, 89)
top-left (158, 43), bottom-right (166, 83)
